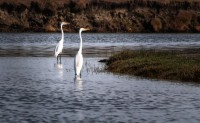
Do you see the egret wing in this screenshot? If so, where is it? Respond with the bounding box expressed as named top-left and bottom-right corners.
top-left (75, 53), bottom-right (83, 75)
top-left (55, 42), bottom-right (60, 57)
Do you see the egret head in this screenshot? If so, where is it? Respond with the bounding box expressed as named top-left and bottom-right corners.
top-left (61, 22), bottom-right (69, 26)
top-left (80, 28), bottom-right (90, 32)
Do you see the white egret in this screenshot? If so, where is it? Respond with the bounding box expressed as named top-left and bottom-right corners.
top-left (55, 22), bottom-right (68, 64)
top-left (74, 76), bottom-right (83, 91)
top-left (74, 28), bottom-right (90, 77)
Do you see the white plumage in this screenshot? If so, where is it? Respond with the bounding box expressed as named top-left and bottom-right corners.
top-left (54, 22), bottom-right (68, 62)
top-left (74, 52), bottom-right (83, 76)
top-left (55, 40), bottom-right (63, 57)
top-left (74, 28), bottom-right (90, 76)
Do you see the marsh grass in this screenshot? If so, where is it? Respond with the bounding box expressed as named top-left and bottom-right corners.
top-left (106, 50), bottom-right (200, 82)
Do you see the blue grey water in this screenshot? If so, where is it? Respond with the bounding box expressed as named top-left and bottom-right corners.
top-left (0, 33), bottom-right (200, 123)
top-left (0, 33), bottom-right (200, 56)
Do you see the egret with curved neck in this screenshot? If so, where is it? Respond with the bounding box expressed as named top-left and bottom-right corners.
top-left (55, 22), bottom-right (68, 64)
top-left (74, 28), bottom-right (90, 77)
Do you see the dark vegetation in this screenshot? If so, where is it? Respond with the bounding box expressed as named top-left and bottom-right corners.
top-left (106, 50), bottom-right (200, 82)
top-left (1, 0), bottom-right (200, 32)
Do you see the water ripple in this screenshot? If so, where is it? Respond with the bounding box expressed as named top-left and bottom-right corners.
top-left (0, 33), bottom-right (200, 57)
top-left (0, 35), bottom-right (200, 122)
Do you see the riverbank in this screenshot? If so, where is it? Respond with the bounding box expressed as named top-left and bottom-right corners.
top-left (1, 0), bottom-right (200, 32)
top-left (106, 49), bottom-right (200, 82)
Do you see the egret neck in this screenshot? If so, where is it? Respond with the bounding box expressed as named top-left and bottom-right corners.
top-left (61, 24), bottom-right (64, 42)
top-left (78, 29), bottom-right (83, 54)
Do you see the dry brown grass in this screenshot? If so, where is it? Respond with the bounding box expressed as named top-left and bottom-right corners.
top-left (151, 18), bottom-right (162, 32)
top-left (1, 0), bottom-right (200, 32)
top-left (1, 0), bottom-right (200, 4)
top-left (0, 0), bottom-right (71, 7)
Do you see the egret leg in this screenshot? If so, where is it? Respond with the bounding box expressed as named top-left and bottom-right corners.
top-left (60, 54), bottom-right (62, 64)
top-left (57, 56), bottom-right (58, 64)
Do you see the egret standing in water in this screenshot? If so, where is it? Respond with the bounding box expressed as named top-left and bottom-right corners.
top-left (74, 28), bottom-right (90, 77)
top-left (55, 22), bottom-right (69, 64)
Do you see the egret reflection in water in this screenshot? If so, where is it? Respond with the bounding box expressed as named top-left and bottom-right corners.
top-left (54, 63), bottom-right (63, 69)
top-left (74, 76), bottom-right (83, 91)
top-left (54, 63), bottom-right (64, 76)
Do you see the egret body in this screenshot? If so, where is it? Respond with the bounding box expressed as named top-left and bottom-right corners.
top-left (55, 22), bottom-right (68, 64)
top-left (74, 28), bottom-right (90, 77)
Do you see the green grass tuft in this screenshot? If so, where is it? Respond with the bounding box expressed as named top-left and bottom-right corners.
top-left (106, 50), bottom-right (200, 82)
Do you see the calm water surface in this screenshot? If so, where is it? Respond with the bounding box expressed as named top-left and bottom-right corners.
top-left (0, 33), bottom-right (200, 123)
top-left (0, 33), bottom-right (200, 56)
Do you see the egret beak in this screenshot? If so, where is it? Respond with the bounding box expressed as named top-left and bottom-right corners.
top-left (83, 28), bottom-right (90, 31)
top-left (62, 22), bottom-right (69, 25)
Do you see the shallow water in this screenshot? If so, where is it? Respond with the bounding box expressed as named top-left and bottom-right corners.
top-left (0, 33), bottom-right (200, 57)
top-left (0, 33), bottom-right (200, 122)
top-left (0, 57), bottom-right (200, 123)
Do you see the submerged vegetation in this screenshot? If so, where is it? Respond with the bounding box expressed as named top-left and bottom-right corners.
top-left (106, 50), bottom-right (200, 82)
